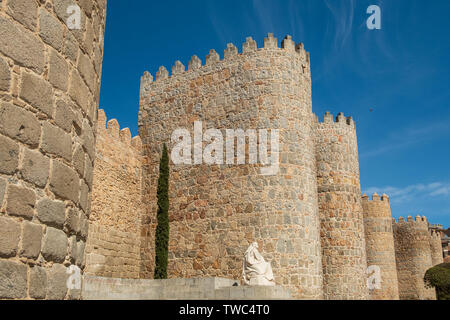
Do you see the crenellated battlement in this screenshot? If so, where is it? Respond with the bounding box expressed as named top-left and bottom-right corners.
top-left (362, 193), bottom-right (392, 219)
top-left (429, 223), bottom-right (444, 230)
top-left (430, 229), bottom-right (442, 239)
top-left (392, 215), bottom-right (428, 226)
top-left (97, 109), bottom-right (142, 153)
top-left (139, 33), bottom-right (310, 90)
top-left (362, 192), bottom-right (390, 202)
top-left (316, 111), bottom-right (355, 128)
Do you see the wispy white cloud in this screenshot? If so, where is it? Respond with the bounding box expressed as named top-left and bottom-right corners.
top-left (360, 139), bottom-right (416, 158)
top-left (313, 0), bottom-right (355, 82)
top-left (287, 0), bottom-right (305, 41)
top-left (360, 116), bottom-right (450, 158)
top-left (364, 182), bottom-right (450, 204)
top-left (205, 2), bottom-right (232, 46)
top-left (252, 0), bottom-right (275, 33)
top-left (324, 0), bottom-right (355, 52)
top-left (430, 186), bottom-right (450, 197)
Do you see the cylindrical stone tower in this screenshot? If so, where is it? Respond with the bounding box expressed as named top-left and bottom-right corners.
top-left (362, 193), bottom-right (399, 300)
top-left (393, 216), bottom-right (436, 300)
top-left (315, 112), bottom-right (369, 300)
top-left (0, 0), bottom-right (106, 299)
top-left (430, 230), bottom-right (444, 266)
top-left (139, 34), bottom-right (323, 299)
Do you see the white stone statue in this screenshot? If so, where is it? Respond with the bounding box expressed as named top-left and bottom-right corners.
top-left (242, 242), bottom-right (275, 286)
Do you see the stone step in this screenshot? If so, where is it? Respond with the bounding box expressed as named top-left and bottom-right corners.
top-left (81, 276), bottom-right (291, 300)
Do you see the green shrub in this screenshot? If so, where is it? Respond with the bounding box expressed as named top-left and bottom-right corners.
top-left (154, 144), bottom-right (169, 279)
top-left (424, 263), bottom-right (450, 300)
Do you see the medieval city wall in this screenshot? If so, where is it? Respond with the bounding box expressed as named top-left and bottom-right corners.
top-left (0, 0), bottom-right (444, 300)
top-left (315, 112), bottom-right (369, 300)
top-left (139, 34), bottom-right (324, 299)
top-left (362, 193), bottom-right (399, 300)
top-left (393, 216), bottom-right (436, 300)
top-left (0, 0), bottom-right (106, 299)
top-left (84, 109), bottom-right (144, 279)
top-left (430, 230), bottom-right (443, 266)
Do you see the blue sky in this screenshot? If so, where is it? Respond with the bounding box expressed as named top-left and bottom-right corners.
top-left (99, 0), bottom-right (450, 227)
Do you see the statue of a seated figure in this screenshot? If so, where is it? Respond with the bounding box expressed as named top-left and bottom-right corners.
top-left (242, 242), bottom-right (275, 286)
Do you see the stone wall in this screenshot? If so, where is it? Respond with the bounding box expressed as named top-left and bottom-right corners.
top-left (393, 216), bottom-right (436, 300)
top-left (139, 34), bottom-right (324, 299)
top-left (430, 230), bottom-right (443, 266)
top-left (315, 112), bottom-right (369, 300)
top-left (362, 193), bottom-right (399, 300)
top-left (0, 0), bottom-right (106, 299)
top-left (84, 224), bottom-right (140, 278)
top-left (84, 109), bottom-right (144, 279)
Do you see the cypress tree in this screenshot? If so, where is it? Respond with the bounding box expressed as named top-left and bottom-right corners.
top-left (154, 143), bottom-right (169, 279)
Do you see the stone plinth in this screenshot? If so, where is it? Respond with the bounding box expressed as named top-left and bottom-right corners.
top-left (215, 286), bottom-right (291, 300)
top-left (81, 276), bottom-right (291, 300)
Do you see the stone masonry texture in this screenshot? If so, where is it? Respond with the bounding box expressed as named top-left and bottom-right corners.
top-left (0, 0), bottom-right (106, 299)
top-left (315, 112), bottom-right (369, 300)
top-left (139, 34), bottom-right (324, 299)
top-left (84, 109), bottom-right (143, 279)
top-left (136, 34), bottom-right (441, 300)
top-left (430, 230), bottom-right (444, 266)
top-left (393, 216), bottom-right (436, 300)
top-left (362, 193), bottom-right (399, 300)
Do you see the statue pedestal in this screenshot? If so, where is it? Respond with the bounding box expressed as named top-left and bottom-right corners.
top-left (82, 276), bottom-right (291, 300)
top-left (249, 275), bottom-right (276, 286)
top-left (216, 285), bottom-right (291, 300)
